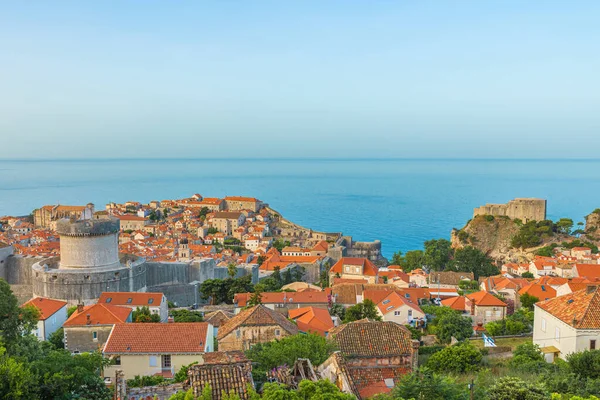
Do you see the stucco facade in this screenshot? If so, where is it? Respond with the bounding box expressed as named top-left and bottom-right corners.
top-left (533, 306), bottom-right (600, 361)
top-left (105, 354), bottom-right (206, 380)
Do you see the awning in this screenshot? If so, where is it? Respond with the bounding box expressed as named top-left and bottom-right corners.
top-left (540, 346), bottom-right (560, 354)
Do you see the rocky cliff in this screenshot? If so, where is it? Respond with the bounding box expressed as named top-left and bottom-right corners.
top-left (450, 215), bottom-right (571, 263)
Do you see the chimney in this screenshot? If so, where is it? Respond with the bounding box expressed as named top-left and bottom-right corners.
top-left (86, 314), bottom-right (91, 325)
top-left (587, 285), bottom-right (598, 294)
top-left (167, 316), bottom-right (175, 323)
top-left (77, 303), bottom-right (84, 313)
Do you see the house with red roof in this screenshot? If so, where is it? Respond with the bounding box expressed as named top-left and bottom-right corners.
top-left (528, 257), bottom-right (557, 278)
top-left (329, 257), bottom-right (379, 284)
top-left (21, 297), bottom-right (68, 341)
top-left (103, 322), bottom-right (212, 380)
top-left (376, 291), bottom-right (425, 325)
top-left (518, 283), bottom-right (557, 303)
top-left (534, 286), bottom-right (600, 362)
top-left (98, 292), bottom-right (168, 322)
top-left (573, 263), bottom-right (600, 280)
top-left (289, 306), bottom-right (334, 336)
top-left (319, 320), bottom-right (418, 399)
top-left (63, 303), bottom-right (132, 353)
top-left (466, 290), bottom-right (507, 324)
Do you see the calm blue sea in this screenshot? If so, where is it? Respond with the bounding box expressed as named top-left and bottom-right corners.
top-left (1, 159), bottom-right (599, 258)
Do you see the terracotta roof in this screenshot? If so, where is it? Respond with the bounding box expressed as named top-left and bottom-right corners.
top-left (377, 291), bottom-right (423, 315)
top-left (234, 291), bottom-right (329, 307)
top-left (364, 288), bottom-right (404, 305)
top-left (204, 310), bottom-right (233, 327)
top-left (224, 196), bottom-right (258, 202)
top-left (64, 304), bottom-right (131, 326)
top-left (536, 287), bottom-right (600, 329)
top-left (330, 257), bottom-right (379, 277)
top-left (288, 306), bottom-right (334, 336)
top-left (429, 271), bottom-right (474, 285)
top-left (575, 264), bottom-right (600, 279)
top-left (217, 305), bottom-right (298, 339)
top-left (466, 291), bottom-right (507, 307)
top-left (518, 283), bottom-right (557, 301)
top-left (98, 292), bottom-right (164, 306)
top-left (21, 297), bottom-right (67, 320)
top-left (188, 351), bottom-right (253, 400)
top-left (104, 322), bottom-right (209, 354)
top-left (328, 319), bottom-right (413, 357)
top-left (441, 296), bottom-right (467, 311)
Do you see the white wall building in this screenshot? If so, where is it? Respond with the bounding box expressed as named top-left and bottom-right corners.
top-left (533, 286), bottom-right (600, 362)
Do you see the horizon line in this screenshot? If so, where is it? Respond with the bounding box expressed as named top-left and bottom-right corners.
top-left (1, 157), bottom-right (600, 162)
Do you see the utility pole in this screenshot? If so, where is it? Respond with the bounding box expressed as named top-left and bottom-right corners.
top-left (468, 379), bottom-right (474, 400)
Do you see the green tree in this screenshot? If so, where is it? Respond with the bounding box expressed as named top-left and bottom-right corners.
top-left (245, 334), bottom-right (336, 387)
top-left (30, 350), bottom-right (111, 400)
top-left (174, 362), bottom-right (198, 383)
top-left (391, 367), bottom-right (467, 400)
top-left (404, 250), bottom-right (425, 272)
top-left (272, 239), bottom-right (291, 252)
top-left (248, 286), bottom-right (263, 306)
top-left (426, 342), bottom-right (482, 373)
top-left (520, 293), bottom-right (540, 311)
top-left (0, 279), bottom-right (39, 349)
top-left (132, 306), bottom-right (161, 323)
top-left (435, 311), bottom-right (473, 344)
top-left (567, 350), bottom-right (600, 380)
top-left (391, 251), bottom-right (404, 266)
top-left (423, 239), bottom-right (453, 271)
top-left (0, 346), bottom-right (38, 400)
top-left (450, 246), bottom-right (498, 279)
top-left (170, 309), bottom-right (203, 322)
top-left (272, 266), bottom-right (282, 286)
top-left (330, 303), bottom-right (346, 321)
top-left (522, 272), bottom-right (535, 279)
top-left (343, 299), bottom-right (382, 323)
top-left (283, 268), bottom-right (293, 285)
top-left (257, 255), bottom-right (266, 266)
top-left (228, 263), bottom-right (238, 279)
top-left (556, 218), bottom-right (574, 235)
top-left (487, 376), bottom-right (549, 400)
top-left (48, 328), bottom-right (65, 349)
top-left (508, 342), bottom-right (547, 372)
top-left (207, 227), bottom-right (219, 235)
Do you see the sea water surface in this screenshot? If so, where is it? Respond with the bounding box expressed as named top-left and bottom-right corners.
top-left (1, 158), bottom-right (599, 258)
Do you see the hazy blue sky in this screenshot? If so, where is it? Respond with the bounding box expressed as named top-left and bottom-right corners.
top-left (1, 1), bottom-right (599, 159)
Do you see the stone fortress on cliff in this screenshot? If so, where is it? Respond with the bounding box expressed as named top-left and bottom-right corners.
top-left (1, 214), bottom-right (249, 305)
top-left (473, 198), bottom-right (547, 223)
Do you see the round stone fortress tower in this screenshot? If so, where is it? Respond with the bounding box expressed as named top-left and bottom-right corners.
top-left (32, 217), bottom-right (147, 304)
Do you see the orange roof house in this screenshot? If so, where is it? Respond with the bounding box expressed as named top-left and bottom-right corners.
top-left (441, 296), bottom-right (467, 312)
top-left (22, 297), bottom-right (67, 321)
top-left (321, 320), bottom-right (418, 399)
top-left (104, 322), bottom-right (210, 354)
top-left (103, 323), bottom-right (211, 379)
top-left (534, 286), bottom-right (600, 360)
top-left (518, 283), bottom-right (557, 302)
top-left (64, 303), bottom-right (132, 327)
top-left (329, 257), bottom-right (379, 284)
top-left (21, 297), bottom-right (68, 341)
top-left (467, 291), bottom-right (507, 307)
top-left (288, 306), bottom-right (334, 336)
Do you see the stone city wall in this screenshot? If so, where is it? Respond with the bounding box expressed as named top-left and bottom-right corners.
top-left (31, 257), bottom-right (147, 305)
top-left (0, 245), bottom-right (15, 281)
